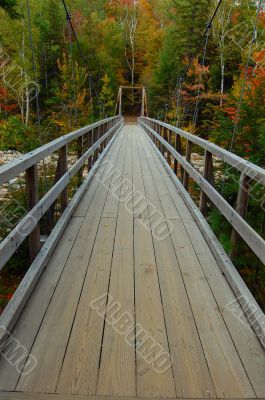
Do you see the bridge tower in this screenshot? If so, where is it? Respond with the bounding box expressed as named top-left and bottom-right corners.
top-left (115, 86), bottom-right (148, 120)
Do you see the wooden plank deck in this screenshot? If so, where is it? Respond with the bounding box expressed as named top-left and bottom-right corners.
top-left (0, 125), bottom-right (265, 399)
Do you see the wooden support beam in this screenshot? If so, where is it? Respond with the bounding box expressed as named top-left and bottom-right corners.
top-left (59, 146), bottom-right (68, 211)
top-left (167, 130), bottom-right (171, 165)
top-left (230, 174), bottom-right (251, 260)
top-left (176, 134), bottom-right (184, 181)
top-left (119, 87), bottom-right (122, 116)
top-left (77, 136), bottom-right (84, 184)
top-left (183, 140), bottom-right (192, 190)
top-left (199, 150), bottom-right (214, 216)
top-left (87, 132), bottom-right (93, 171)
top-left (26, 165), bottom-right (41, 264)
top-left (174, 135), bottom-right (178, 175)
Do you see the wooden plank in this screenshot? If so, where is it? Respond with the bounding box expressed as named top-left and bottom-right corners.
top-left (102, 128), bottom-right (127, 219)
top-left (0, 128), bottom-right (122, 352)
top-left (132, 128), bottom-right (176, 397)
top-left (0, 117), bottom-right (122, 185)
top-left (138, 133), bottom-right (216, 398)
top-left (15, 133), bottom-right (125, 394)
top-left (140, 129), bottom-right (256, 399)
top-left (0, 216), bottom-right (83, 390)
top-left (0, 122), bottom-right (124, 271)
top-left (74, 133), bottom-right (124, 218)
top-left (56, 132), bottom-right (127, 396)
top-left (140, 121), bottom-right (265, 265)
top-left (0, 134), bottom-right (122, 389)
top-left (147, 133), bottom-right (265, 352)
top-left (163, 175), bottom-right (265, 398)
top-left (142, 131), bottom-right (265, 394)
top-left (0, 392), bottom-right (261, 400)
top-left (145, 138), bottom-right (265, 396)
top-left (97, 127), bottom-right (135, 396)
top-left (56, 218), bottom-right (117, 395)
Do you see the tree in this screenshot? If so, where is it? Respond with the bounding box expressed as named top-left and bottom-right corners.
top-left (98, 73), bottom-right (115, 117)
top-left (0, 0), bottom-right (18, 18)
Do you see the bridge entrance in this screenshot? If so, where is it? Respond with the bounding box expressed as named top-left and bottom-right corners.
top-left (115, 86), bottom-right (148, 120)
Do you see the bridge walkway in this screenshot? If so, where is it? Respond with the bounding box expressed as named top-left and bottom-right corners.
top-left (0, 124), bottom-right (265, 400)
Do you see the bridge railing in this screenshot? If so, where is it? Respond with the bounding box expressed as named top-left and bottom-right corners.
top-left (0, 116), bottom-right (123, 270)
top-left (0, 116), bottom-right (123, 338)
top-left (139, 117), bottom-right (265, 267)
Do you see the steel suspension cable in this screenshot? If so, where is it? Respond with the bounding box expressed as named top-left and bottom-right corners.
top-left (175, 1), bottom-right (223, 127)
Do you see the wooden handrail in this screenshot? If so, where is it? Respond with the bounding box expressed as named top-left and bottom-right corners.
top-left (139, 117), bottom-right (265, 265)
top-left (0, 116), bottom-right (123, 271)
top-left (0, 116), bottom-right (120, 185)
top-left (141, 117), bottom-right (265, 185)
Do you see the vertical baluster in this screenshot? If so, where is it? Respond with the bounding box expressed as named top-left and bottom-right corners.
top-left (183, 140), bottom-right (192, 190)
top-left (230, 174), bottom-right (251, 260)
top-left (167, 130), bottom-right (171, 165)
top-left (59, 145), bottom-right (68, 210)
top-left (26, 165), bottom-right (41, 264)
top-left (176, 134), bottom-right (184, 181)
top-left (87, 130), bottom-right (92, 171)
top-left (159, 125), bottom-right (163, 154)
top-left (174, 135), bottom-right (178, 175)
top-left (96, 126), bottom-right (100, 160)
top-left (199, 150), bottom-right (214, 215)
top-left (77, 135), bottom-right (84, 184)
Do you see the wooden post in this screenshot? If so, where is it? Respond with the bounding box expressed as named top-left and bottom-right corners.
top-left (176, 134), bottom-right (184, 180)
top-left (174, 135), bottom-right (178, 175)
top-left (50, 145), bottom-right (68, 221)
top-left (95, 126), bottom-right (100, 161)
top-left (162, 128), bottom-right (167, 158)
top-left (59, 145), bottom-right (68, 210)
top-left (91, 129), bottom-right (95, 165)
top-left (183, 140), bottom-right (192, 190)
top-left (141, 88), bottom-right (145, 117)
top-left (199, 150), bottom-right (214, 216)
top-left (230, 174), bottom-right (251, 260)
top-left (87, 131), bottom-right (93, 171)
top-left (119, 87), bottom-right (122, 116)
top-left (167, 130), bottom-right (171, 165)
top-left (159, 126), bottom-right (163, 154)
top-left (77, 135), bottom-right (84, 184)
top-left (26, 165), bottom-right (41, 264)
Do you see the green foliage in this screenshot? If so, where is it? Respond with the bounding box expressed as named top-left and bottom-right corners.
top-left (99, 73), bottom-right (115, 117)
top-left (0, 0), bottom-right (19, 18)
top-left (0, 116), bottom-right (39, 151)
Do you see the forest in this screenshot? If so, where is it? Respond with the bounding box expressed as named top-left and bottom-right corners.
top-left (0, 0), bottom-right (265, 311)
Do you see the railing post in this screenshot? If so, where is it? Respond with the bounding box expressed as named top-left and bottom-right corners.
top-left (91, 128), bottom-right (95, 165)
top-left (87, 131), bottom-right (93, 171)
top-left (162, 127), bottom-right (166, 157)
top-left (59, 145), bottom-right (68, 210)
top-left (77, 135), bottom-right (84, 184)
top-left (174, 135), bottom-right (178, 175)
top-left (176, 134), bottom-right (184, 180)
top-left (230, 174), bottom-right (251, 260)
top-left (26, 165), bottom-right (41, 264)
top-left (183, 140), bottom-right (192, 190)
top-left (167, 130), bottom-right (171, 165)
top-left (95, 126), bottom-right (100, 161)
top-left (199, 150), bottom-right (214, 216)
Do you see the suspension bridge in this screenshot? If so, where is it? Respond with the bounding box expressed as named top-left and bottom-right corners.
top-left (0, 86), bottom-right (265, 400)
